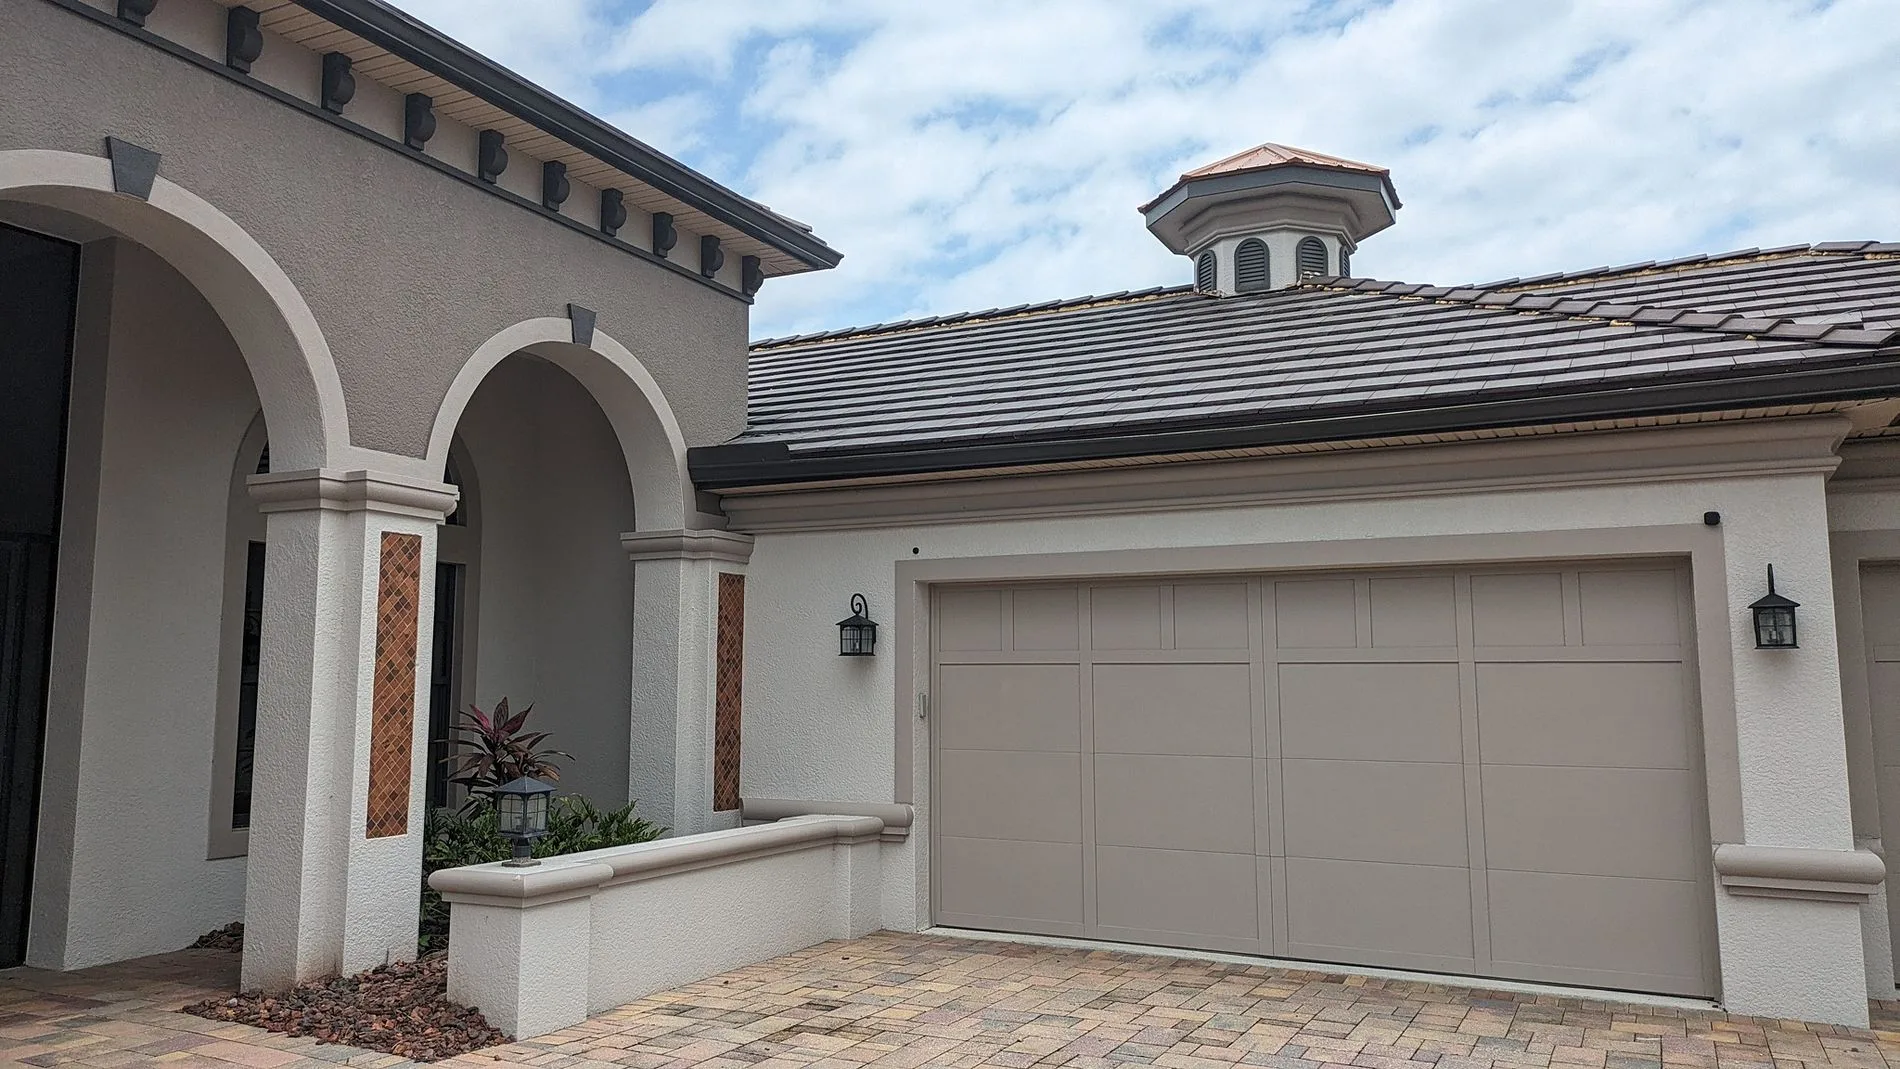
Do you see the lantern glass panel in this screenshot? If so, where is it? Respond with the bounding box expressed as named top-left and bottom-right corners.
top-left (498, 792), bottom-right (527, 836)
top-left (526, 791), bottom-right (548, 835)
top-left (1755, 605), bottom-right (1797, 648)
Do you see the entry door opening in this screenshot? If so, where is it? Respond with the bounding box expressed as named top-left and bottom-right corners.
top-left (0, 223), bottom-right (82, 967)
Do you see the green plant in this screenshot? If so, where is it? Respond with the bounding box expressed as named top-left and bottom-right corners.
top-left (417, 795), bottom-right (665, 953)
top-left (441, 698), bottom-right (570, 811)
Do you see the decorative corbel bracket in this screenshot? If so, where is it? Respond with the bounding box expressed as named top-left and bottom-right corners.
top-left (699, 235), bottom-right (724, 279)
top-left (404, 93), bottom-right (436, 151)
top-left (599, 189), bottom-right (628, 237)
top-left (320, 52), bottom-right (355, 113)
top-left (478, 131), bottom-right (508, 184)
top-left (226, 6), bottom-right (263, 74)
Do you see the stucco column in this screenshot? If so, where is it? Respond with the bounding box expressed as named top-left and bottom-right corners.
top-left (624, 529), bottom-right (754, 837)
top-left (1713, 471), bottom-right (1878, 1025)
top-left (240, 469), bottom-right (457, 990)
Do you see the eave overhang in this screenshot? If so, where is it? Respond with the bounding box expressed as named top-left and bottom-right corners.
top-left (290, 0), bottom-right (840, 273)
top-left (690, 348), bottom-right (1900, 490)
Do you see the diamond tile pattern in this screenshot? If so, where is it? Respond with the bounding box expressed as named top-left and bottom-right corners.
top-left (366, 531), bottom-right (422, 839)
top-left (445, 932), bottom-right (1900, 1069)
top-left (713, 572), bottom-right (745, 813)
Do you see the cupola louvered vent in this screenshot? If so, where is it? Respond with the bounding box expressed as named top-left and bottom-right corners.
top-left (1297, 236), bottom-right (1329, 279)
top-left (1195, 250), bottom-right (1217, 292)
top-left (1338, 247), bottom-right (1351, 277)
top-left (1235, 239), bottom-right (1270, 292)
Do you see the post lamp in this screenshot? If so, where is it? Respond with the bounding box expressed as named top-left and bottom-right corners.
top-left (838, 593), bottom-right (878, 657)
top-left (493, 775), bottom-right (555, 866)
top-left (1749, 565), bottom-right (1800, 649)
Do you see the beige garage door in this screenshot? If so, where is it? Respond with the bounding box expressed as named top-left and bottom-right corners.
top-left (931, 564), bottom-right (1714, 997)
top-left (1859, 565), bottom-right (1900, 973)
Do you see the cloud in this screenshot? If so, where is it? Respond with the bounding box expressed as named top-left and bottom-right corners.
top-left (392, 0), bottom-right (1900, 339)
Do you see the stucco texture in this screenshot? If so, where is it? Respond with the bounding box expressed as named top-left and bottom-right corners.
top-left (0, 0), bottom-right (749, 461)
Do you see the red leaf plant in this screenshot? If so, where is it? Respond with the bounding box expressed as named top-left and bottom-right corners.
top-left (441, 697), bottom-right (571, 811)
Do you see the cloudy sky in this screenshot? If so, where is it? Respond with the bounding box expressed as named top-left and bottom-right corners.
top-left (394, 0), bottom-right (1898, 340)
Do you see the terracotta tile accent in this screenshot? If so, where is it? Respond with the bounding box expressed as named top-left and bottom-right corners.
top-left (366, 531), bottom-right (422, 838)
top-left (713, 572), bottom-right (745, 812)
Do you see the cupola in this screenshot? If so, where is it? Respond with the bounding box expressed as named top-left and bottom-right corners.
top-left (1141, 143), bottom-right (1400, 296)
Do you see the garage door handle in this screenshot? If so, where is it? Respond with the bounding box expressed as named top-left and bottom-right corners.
top-left (918, 693), bottom-right (929, 721)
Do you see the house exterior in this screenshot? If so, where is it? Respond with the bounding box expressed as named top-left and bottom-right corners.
top-left (7, 0), bottom-right (1900, 1037)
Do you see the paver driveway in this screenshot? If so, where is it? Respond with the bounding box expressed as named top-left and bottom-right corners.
top-left (7, 933), bottom-right (1900, 1069)
top-left (444, 933), bottom-right (1900, 1069)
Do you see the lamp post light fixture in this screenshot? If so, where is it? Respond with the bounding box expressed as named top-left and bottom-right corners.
top-left (1749, 565), bottom-right (1800, 650)
top-left (838, 593), bottom-right (878, 657)
top-left (493, 775), bottom-right (556, 866)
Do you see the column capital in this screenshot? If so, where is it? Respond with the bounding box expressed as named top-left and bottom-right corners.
top-left (622, 528), bottom-right (754, 564)
top-left (248, 468), bottom-right (459, 521)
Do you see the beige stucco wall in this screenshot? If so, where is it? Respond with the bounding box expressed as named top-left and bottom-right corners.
top-left (0, 0), bottom-right (750, 463)
top-left (31, 239), bottom-right (256, 968)
top-left (456, 357), bottom-right (637, 809)
top-left (733, 453), bottom-right (1870, 1021)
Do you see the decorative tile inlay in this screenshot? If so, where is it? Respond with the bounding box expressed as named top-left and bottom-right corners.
top-left (366, 532), bottom-right (422, 838)
top-left (714, 572), bottom-right (745, 812)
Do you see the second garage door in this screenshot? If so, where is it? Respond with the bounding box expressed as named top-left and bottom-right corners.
top-left (931, 564), bottom-right (1715, 997)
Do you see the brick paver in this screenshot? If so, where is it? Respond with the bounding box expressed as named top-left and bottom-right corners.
top-left (443, 934), bottom-right (1900, 1069)
top-left (7, 934), bottom-right (1900, 1069)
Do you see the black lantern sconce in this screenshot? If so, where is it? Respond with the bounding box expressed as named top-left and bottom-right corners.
top-left (838, 594), bottom-right (878, 657)
top-left (493, 775), bottom-right (555, 866)
top-left (1750, 565), bottom-right (1800, 649)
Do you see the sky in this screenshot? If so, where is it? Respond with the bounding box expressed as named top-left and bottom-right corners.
top-left (391, 0), bottom-right (1900, 340)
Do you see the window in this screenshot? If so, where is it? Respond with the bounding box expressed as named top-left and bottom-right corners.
top-left (1195, 250), bottom-right (1217, 292)
top-left (1297, 236), bottom-right (1329, 279)
top-left (1235, 238), bottom-right (1270, 292)
top-left (209, 423), bottom-right (269, 858)
top-left (1339, 247), bottom-right (1352, 277)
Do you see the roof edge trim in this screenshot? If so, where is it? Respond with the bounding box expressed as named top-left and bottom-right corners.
top-left (691, 352), bottom-right (1900, 489)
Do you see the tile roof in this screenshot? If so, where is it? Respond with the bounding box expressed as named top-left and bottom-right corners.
top-left (701, 242), bottom-right (1900, 487)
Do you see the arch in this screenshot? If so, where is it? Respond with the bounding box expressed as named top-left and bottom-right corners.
top-left (427, 319), bottom-right (691, 531)
top-left (1194, 250), bottom-right (1217, 293)
top-left (1297, 235), bottom-right (1329, 279)
top-left (0, 150), bottom-right (347, 469)
top-left (1235, 238), bottom-right (1271, 292)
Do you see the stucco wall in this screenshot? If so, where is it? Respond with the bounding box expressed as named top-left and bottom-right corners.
top-left (736, 464), bottom-right (1866, 1018)
top-left (33, 239), bottom-right (256, 967)
top-left (1, 0), bottom-right (750, 460)
top-left (457, 357), bottom-right (636, 807)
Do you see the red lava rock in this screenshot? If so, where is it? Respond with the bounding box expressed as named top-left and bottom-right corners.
top-left (182, 956), bottom-right (509, 1062)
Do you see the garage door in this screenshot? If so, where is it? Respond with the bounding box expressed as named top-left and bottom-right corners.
top-left (930, 565), bottom-right (1714, 997)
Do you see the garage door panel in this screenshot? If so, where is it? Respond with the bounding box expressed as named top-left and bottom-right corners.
top-left (1094, 663), bottom-right (1252, 757)
top-left (938, 663), bottom-right (1080, 752)
top-left (937, 749), bottom-right (1080, 843)
top-left (1471, 573), bottom-right (1565, 647)
top-left (1578, 570), bottom-right (1681, 649)
top-left (1011, 587), bottom-right (1080, 651)
top-left (1095, 753), bottom-right (1253, 853)
top-left (1488, 869), bottom-right (1705, 991)
top-left (1174, 583), bottom-right (1251, 650)
top-left (938, 589), bottom-right (1005, 651)
top-left (1274, 579), bottom-right (1358, 649)
top-left (1280, 663), bottom-right (1463, 763)
top-left (1482, 765), bottom-right (1699, 881)
top-left (1091, 585), bottom-right (1164, 650)
top-left (1284, 857), bottom-right (1475, 964)
top-left (1096, 845), bottom-right (1259, 941)
top-left (1476, 662), bottom-right (1690, 769)
top-left (1369, 576), bottom-right (1457, 648)
top-left (938, 836), bottom-right (1083, 927)
top-left (1282, 759), bottom-right (1468, 868)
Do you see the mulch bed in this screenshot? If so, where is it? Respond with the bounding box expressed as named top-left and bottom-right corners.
top-left (188, 922), bottom-right (245, 951)
top-left (182, 956), bottom-right (511, 1062)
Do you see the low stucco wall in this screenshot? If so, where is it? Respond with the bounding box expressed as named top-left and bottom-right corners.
top-left (432, 813), bottom-right (899, 1038)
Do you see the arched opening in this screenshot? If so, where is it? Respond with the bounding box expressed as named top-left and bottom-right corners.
top-left (1236, 238), bottom-right (1271, 292)
top-left (1297, 235), bottom-right (1330, 279)
top-left (440, 351), bottom-right (638, 807)
top-left (0, 152), bottom-right (342, 973)
top-left (1195, 249), bottom-right (1218, 293)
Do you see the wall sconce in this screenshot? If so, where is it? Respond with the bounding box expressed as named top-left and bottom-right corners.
top-left (1750, 565), bottom-right (1799, 649)
top-left (838, 594), bottom-right (877, 657)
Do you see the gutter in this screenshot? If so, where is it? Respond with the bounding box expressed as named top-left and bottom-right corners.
top-left (292, 0), bottom-right (842, 270)
top-left (689, 350), bottom-right (1900, 489)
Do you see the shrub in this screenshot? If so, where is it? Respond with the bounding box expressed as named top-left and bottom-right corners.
top-left (441, 698), bottom-right (571, 811)
top-left (418, 795), bottom-right (665, 953)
